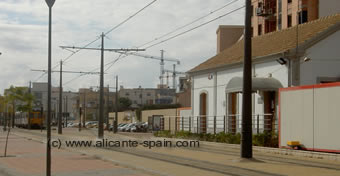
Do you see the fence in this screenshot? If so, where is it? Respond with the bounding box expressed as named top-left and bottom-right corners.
top-left (157, 114), bottom-right (277, 134)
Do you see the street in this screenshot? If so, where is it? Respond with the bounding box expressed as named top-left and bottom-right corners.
top-left (0, 128), bottom-right (339, 176)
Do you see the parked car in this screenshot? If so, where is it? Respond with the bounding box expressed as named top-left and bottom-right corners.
top-left (85, 121), bottom-right (97, 128)
top-left (121, 123), bottom-right (135, 132)
top-left (125, 123), bottom-right (136, 132)
top-left (70, 122), bottom-right (79, 128)
top-left (129, 124), bottom-right (137, 132)
top-left (118, 123), bottom-right (129, 131)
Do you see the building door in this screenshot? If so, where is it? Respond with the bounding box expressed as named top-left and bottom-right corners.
top-left (263, 91), bottom-right (276, 132)
top-left (227, 93), bottom-right (237, 134)
top-left (199, 93), bottom-right (207, 133)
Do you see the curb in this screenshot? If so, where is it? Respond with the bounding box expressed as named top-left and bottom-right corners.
top-left (150, 136), bottom-right (340, 162)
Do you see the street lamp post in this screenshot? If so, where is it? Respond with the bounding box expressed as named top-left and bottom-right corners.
top-left (45, 0), bottom-right (55, 176)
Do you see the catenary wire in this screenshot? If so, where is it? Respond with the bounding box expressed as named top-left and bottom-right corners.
top-left (137, 0), bottom-right (240, 48)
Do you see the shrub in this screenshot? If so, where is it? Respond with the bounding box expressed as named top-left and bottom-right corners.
top-left (253, 132), bottom-right (278, 147)
top-left (153, 131), bottom-right (277, 148)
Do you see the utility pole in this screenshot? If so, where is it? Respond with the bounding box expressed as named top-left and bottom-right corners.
top-left (98, 33), bottom-right (105, 138)
top-left (45, 0), bottom-right (55, 175)
top-left (83, 92), bottom-right (86, 127)
top-left (106, 85), bottom-right (110, 130)
top-left (114, 75), bottom-right (118, 133)
top-left (241, 0), bottom-right (253, 159)
top-left (58, 60), bottom-right (63, 134)
top-left (79, 107), bottom-right (82, 131)
top-left (172, 64), bottom-right (176, 89)
top-left (28, 81), bottom-right (32, 129)
top-left (65, 96), bottom-right (68, 127)
top-left (60, 36), bottom-right (145, 139)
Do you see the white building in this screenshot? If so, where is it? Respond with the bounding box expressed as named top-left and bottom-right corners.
top-left (188, 14), bottom-right (340, 134)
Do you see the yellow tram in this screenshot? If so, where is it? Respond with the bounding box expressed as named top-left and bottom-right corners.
top-left (15, 108), bottom-right (45, 129)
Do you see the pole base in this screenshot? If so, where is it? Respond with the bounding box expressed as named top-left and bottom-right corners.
top-left (232, 158), bottom-right (264, 163)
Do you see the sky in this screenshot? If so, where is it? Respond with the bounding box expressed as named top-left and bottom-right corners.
top-left (0, 0), bottom-right (245, 94)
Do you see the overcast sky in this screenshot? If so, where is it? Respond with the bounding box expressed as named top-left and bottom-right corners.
top-left (0, 0), bottom-right (245, 94)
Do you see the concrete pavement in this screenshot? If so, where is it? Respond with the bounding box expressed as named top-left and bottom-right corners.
top-left (0, 129), bottom-right (152, 176)
top-left (1, 128), bottom-right (340, 176)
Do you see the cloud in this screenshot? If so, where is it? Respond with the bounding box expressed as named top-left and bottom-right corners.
top-left (0, 0), bottom-right (245, 94)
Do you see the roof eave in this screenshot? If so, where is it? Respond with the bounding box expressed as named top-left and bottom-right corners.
top-left (187, 51), bottom-right (286, 76)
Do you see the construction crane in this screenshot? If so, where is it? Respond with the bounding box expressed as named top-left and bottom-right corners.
top-left (111, 50), bottom-right (180, 87)
top-left (163, 64), bottom-right (186, 89)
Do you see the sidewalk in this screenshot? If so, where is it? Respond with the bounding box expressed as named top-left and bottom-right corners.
top-left (0, 130), bottom-right (151, 176)
top-left (5, 128), bottom-right (340, 176)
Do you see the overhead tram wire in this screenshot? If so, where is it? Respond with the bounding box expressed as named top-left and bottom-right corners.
top-left (143, 5), bottom-right (246, 49)
top-left (104, 0), bottom-right (158, 36)
top-left (34, 0), bottom-right (158, 83)
top-left (137, 0), bottom-right (240, 48)
top-left (63, 54), bottom-right (124, 86)
top-left (62, 4), bottom-right (246, 85)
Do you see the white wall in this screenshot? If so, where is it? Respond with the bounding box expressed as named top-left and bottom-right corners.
top-left (300, 30), bottom-right (340, 85)
top-left (319, 0), bottom-right (340, 18)
top-left (192, 59), bottom-right (288, 133)
top-left (280, 85), bottom-right (340, 152)
top-left (192, 73), bottom-right (214, 117)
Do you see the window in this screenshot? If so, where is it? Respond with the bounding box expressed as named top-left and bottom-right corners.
top-left (278, 14), bottom-right (282, 30)
top-left (251, 27), bottom-right (254, 37)
top-left (125, 93), bottom-right (130, 96)
top-left (298, 10), bottom-right (308, 24)
top-left (287, 15), bottom-right (292, 27)
top-left (288, 0), bottom-right (292, 3)
top-left (278, 0), bottom-right (282, 30)
top-left (34, 92), bottom-right (42, 99)
top-left (251, 5), bottom-right (254, 17)
top-left (258, 24), bottom-right (262, 35)
top-left (147, 93), bottom-right (151, 96)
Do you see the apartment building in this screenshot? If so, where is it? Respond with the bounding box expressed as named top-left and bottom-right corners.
top-left (252, 0), bottom-right (340, 37)
top-left (31, 82), bottom-right (78, 121)
top-left (119, 86), bottom-right (176, 107)
top-left (77, 88), bottom-right (115, 121)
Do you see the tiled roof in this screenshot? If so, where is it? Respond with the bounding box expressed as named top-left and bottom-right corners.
top-left (189, 13), bottom-right (340, 73)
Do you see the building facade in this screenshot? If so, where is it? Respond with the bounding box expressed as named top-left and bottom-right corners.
top-left (31, 82), bottom-right (78, 122)
top-left (188, 14), bottom-right (340, 134)
top-left (252, 0), bottom-right (340, 37)
top-left (119, 86), bottom-right (176, 107)
top-left (77, 88), bottom-right (116, 121)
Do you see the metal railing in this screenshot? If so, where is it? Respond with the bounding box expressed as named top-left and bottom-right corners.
top-left (159, 114), bottom-right (277, 134)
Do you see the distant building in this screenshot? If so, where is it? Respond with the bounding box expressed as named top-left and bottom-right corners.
top-left (119, 86), bottom-right (176, 107)
top-left (176, 77), bottom-right (191, 107)
top-left (76, 88), bottom-right (116, 121)
top-left (251, 0), bottom-right (340, 37)
top-left (31, 82), bottom-right (77, 122)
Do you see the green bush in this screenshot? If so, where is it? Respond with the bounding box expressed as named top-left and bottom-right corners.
top-left (174, 131), bottom-right (192, 139)
top-left (253, 132), bottom-right (278, 147)
top-left (154, 130), bottom-right (173, 138)
top-left (153, 131), bottom-right (277, 148)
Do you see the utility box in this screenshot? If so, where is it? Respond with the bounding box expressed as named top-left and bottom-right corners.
top-left (279, 82), bottom-right (340, 153)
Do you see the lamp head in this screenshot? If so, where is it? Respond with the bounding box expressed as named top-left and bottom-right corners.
top-left (45, 0), bottom-right (55, 8)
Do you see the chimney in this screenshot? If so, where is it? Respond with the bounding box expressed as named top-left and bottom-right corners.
top-left (216, 25), bottom-right (244, 54)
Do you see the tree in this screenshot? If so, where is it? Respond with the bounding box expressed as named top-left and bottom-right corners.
top-left (4, 86), bottom-right (34, 127)
top-left (118, 97), bottom-right (132, 111)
